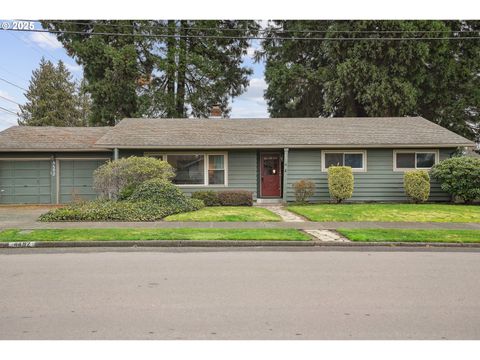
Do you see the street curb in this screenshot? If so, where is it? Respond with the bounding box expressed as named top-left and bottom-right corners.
top-left (0, 240), bottom-right (316, 248)
top-left (1, 240), bottom-right (480, 248)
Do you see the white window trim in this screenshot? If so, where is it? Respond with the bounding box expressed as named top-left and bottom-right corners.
top-left (144, 151), bottom-right (228, 187)
top-left (393, 149), bottom-right (439, 172)
top-left (321, 150), bottom-right (367, 172)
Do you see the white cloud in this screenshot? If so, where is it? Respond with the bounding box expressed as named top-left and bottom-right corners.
top-left (0, 90), bottom-right (16, 102)
top-left (0, 113), bottom-right (19, 131)
top-left (28, 32), bottom-right (62, 50)
top-left (65, 62), bottom-right (82, 73)
top-left (230, 77), bottom-right (269, 118)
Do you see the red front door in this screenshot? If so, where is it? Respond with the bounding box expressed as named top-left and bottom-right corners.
top-left (261, 153), bottom-right (282, 197)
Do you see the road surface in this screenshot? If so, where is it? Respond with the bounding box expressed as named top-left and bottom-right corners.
top-left (1, 247), bottom-right (479, 339)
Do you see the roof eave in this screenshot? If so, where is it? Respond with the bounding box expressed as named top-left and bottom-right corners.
top-left (93, 143), bottom-right (475, 149)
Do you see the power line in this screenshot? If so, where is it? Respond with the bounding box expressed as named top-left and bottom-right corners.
top-left (0, 76), bottom-right (27, 92)
top-left (0, 64), bottom-right (29, 83)
top-left (3, 27), bottom-right (480, 41)
top-left (0, 105), bottom-right (18, 116)
top-left (8, 31), bottom-right (60, 64)
top-left (0, 94), bottom-right (21, 106)
top-left (34, 20), bottom-right (480, 34)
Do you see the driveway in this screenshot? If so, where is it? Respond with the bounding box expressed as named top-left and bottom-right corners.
top-left (1, 248), bottom-right (480, 340)
top-left (0, 205), bottom-right (56, 229)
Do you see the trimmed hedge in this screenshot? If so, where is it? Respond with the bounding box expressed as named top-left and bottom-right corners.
top-left (404, 170), bottom-right (430, 203)
top-left (217, 190), bottom-right (253, 206)
top-left (293, 179), bottom-right (315, 204)
top-left (327, 166), bottom-right (354, 203)
top-left (192, 191), bottom-right (221, 206)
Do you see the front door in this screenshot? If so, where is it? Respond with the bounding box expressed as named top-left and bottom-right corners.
top-left (260, 153), bottom-right (281, 197)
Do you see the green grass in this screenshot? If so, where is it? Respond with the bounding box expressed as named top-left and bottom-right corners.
top-left (164, 206), bottom-right (282, 222)
top-left (338, 229), bottom-right (480, 243)
top-left (287, 204), bottom-right (480, 223)
top-left (0, 228), bottom-right (310, 242)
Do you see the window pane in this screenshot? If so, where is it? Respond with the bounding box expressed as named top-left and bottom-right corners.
top-left (324, 153), bottom-right (343, 168)
top-left (345, 153), bottom-right (363, 168)
top-left (209, 170), bottom-right (225, 185)
top-left (416, 153), bottom-right (435, 168)
top-left (167, 155), bottom-right (204, 185)
top-left (209, 155), bottom-right (224, 170)
top-left (396, 153), bottom-right (415, 168)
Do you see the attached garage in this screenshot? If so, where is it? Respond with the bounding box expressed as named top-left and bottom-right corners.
top-left (0, 159), bottom-right (53, 204)
top-left (58, 159), bottom-right (108, 203)
top-left (0, 126), bottom-right (112, 204)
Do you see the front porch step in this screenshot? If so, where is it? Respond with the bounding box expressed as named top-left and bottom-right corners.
top-left (255, 198), bottom-right (284, 205)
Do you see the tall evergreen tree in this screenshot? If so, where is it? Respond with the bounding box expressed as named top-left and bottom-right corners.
top-left (42, 20), bottom-right (259, 124)
top-left (259, 20), bottom-right (480, 141)
top-left (18, 57), bottom-right (87, 126)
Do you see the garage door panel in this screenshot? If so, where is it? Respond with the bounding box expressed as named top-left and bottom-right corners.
top-left (59, 159), bottom-right (107, 203)
top-left (0, 160), bottom-right (52, 204)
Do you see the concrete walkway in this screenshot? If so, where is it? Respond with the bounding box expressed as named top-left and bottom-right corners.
top-left (256, 205), bottom-right (305, 222)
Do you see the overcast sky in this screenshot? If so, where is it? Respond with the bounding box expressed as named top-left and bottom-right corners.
top-left (0, 22), bottom-right (268, 131)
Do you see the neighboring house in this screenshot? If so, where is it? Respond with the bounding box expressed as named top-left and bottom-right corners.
top-left (0, 117), bottom-right (474, 204)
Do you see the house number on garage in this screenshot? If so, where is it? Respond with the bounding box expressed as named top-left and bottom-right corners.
top-left (51, 160), bottom-right (56, 177)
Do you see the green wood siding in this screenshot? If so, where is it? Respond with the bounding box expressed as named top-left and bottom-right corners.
top-left (59, 159), bottom-right (108, 203)
top-left (119, 149), bottom-right (258, 198)
top-left (286, 148), bottom-right (454, 202)
top-left (0, 160), bottom-right (52, 204)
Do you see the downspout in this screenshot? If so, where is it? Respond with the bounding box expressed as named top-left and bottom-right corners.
top-left (283, 148), bottom-right (289, 203)
top-left (113, 148), bottom-right (119, 161)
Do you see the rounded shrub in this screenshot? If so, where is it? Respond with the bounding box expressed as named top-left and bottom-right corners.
top-left (129, 178), bottom-right (192, 207)
top-left (403, 170), bottom-right (430, 203)
top-left (93, 156), bottom-right (175, 199)
top-left (217, 191), bottom-right (253, 206)
top-left (327, 166), bottom-right (354, 203)
top-left (431, 156), bottom-right (480, 203)
top-left (293, 179), bottom-right (316, 204)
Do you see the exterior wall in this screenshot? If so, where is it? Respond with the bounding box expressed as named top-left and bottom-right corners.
top-left (118, 149), bottom-right (259, 199)
top-left (0, 152), bottom-right (112, 204)
top-left (286, 148), bottom-right (455, 202)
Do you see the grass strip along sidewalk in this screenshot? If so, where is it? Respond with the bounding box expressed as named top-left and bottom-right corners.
top-left (288, 204), bottom-right (480, 223)
top-left (338, 229), bottom-right (480, 243)
top-left (164, 206), bottom-right (282, 222)
top-left (0, 228), bottom-right (310, 242)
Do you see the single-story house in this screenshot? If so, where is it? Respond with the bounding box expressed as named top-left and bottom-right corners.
top-left (0, 116), bottom-right (474, 204)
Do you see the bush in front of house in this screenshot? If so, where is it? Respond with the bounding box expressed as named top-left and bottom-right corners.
top-left (403, 170), bottom-right (430, 203)
top-left (217, 190), bottom-right (253, 206)
top-left (293, 179), bottom-right (315, 203)
top-left (192, 190), bottom-right (221, 206)
top-left (39, 180), bottom-right (204, 222)
top-left (93, 156), bottom-right (175, 200)
top-left (327, 166), bottom-right (354, 203)
top-left (431, 156), bottom-right (480, 203)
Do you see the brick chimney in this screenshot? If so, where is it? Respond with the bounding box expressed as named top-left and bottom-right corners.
top-left (210, 105), bottom-right (222, 119)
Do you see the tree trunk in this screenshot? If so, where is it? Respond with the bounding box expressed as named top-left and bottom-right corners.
top-left (176, 20), bottom-right (187, 117)
top-left (166, 20), bottom-right (176, 117)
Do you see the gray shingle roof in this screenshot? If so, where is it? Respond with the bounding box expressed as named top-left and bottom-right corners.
top-left (0, 126), bottom-right (111, 151)
top-left (94, 117), bottom-right (474, 149)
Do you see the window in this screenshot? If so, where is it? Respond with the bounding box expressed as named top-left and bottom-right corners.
top-left (145, 152), bottom-right (227, 186)
top-left (167, 154), bottom-right (205, 185)
top-left (322, 151), bottom-right (366, 172)
top-left (394, 151), bottom-right (438, 170)
top-left (208, 155), bottom-right (225, 185)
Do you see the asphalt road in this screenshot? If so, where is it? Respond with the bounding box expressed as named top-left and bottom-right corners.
top-left (1, 247), bottom-right (480, 340)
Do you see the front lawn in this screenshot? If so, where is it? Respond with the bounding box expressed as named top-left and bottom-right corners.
top-left (338, 229), bottom-right (480, 243)
top-left (0, 228), bottom-right (310, 242)
top-left (288, 204), bottom-right (480, 222)
top-left (164, 206), bottom-right (281, 222)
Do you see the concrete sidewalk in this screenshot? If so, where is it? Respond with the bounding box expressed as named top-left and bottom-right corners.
top-left (2, 220), bottom-right (480, 230)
